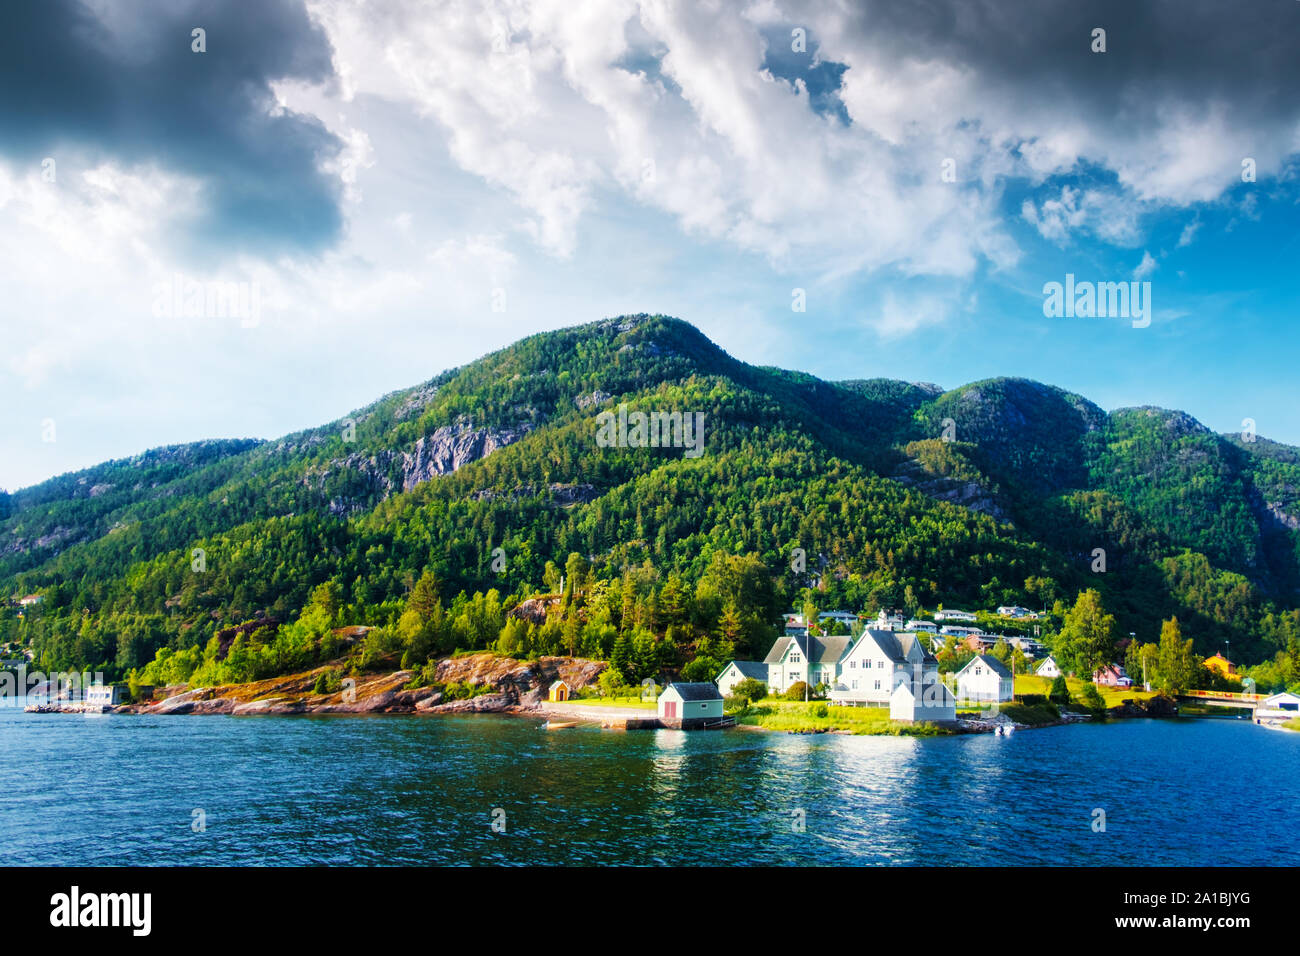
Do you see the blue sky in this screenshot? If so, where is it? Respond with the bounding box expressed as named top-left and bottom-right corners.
top-left (2, 0), bottom-right (1298, 490)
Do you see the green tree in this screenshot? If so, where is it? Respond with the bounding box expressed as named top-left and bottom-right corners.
top-left (1057, 589), bottom-right (1116, 679)
top-left (1155, 617), bottom-right (1199, 694)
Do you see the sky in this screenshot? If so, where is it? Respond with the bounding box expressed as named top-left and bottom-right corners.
top-left (2, 0), bottom-right (1299, 491)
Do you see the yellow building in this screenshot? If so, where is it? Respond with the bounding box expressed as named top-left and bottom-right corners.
top-left (1204, 653), bottom-right (1236, 678)
top-left (547, 680), bottom-right (571, 702)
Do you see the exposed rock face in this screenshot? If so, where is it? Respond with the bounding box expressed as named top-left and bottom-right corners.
top-left (508, 596), bottom-right (559, 624)
top-left (472, 483), bottom-right (597, 506)
top-left (891, 459), bottom-right (1010, 523)
top-left (401, 422), bottom-right (531, 490)
top-left (298, 420), bottom-right (534, 512)
top-left (135, 654), bottom-right (605, 717)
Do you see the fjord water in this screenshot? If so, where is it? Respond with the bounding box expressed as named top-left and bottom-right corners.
top-left (2, 711), bottom-right (1296, 866)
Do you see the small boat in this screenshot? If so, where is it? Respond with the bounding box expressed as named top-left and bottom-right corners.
top-left (544, 720), bottom-right (579, 730)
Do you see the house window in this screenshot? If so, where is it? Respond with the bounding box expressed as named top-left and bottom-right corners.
top-left (790, 654), bottom-right (801, 663)
top-left (852, 680), bottom-right (859, 689)
top-left (874, 680), bottom-right (881, 690)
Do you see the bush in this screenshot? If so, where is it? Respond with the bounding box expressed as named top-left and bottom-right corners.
top-left (1048, 675), bottom-right (1070, 705)
top-left (312, 668), bottom-right (343, 695)
top-left (785, 681), bottom-right (811, 701)
top-left (1080, 683), bottom-right (1107, 714)
top-left (724, 694), bottom-right (751, 715)
top-left (731, 678), bottom-right (767, 702)
top-left (812, 703), bottom-right (829, 718)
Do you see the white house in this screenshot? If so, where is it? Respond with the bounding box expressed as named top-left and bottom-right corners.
top-left (764, 634), bottom-right (853, 693)
top-left (873, 609), bottom-right (905, 631)
top-left (1256, 691), bottom-right (1300, 724)
top-left (85, 683), bottom-right (129, 710)
top-left (1036, 656), bottom-right (1062, 679)
top-left (715, 660), bottom-right (767, 697)
top-left (657, 682), bottom-right (725, 728)
top-left (905, 619), bottom-right (938, 634)
top-left (17, 594), bottom-right (43, 607)
top-left (996, 605), bottom-right (1038, 619)
top-left (828, 629), bottom-right (955, 723)
top-left (935, 609), bottom-right (976, 622)
top-left (955, 654), bottom-right (1014, 702)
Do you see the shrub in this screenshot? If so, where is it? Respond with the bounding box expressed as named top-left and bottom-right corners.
top-left (1081, 683), bottom-right (1107, 714)
top-left (312, 668), bottom-right (343, 695)
top-left (785, 681), bottom-right (811, 701)
top-left (1048, 675), bottom-right (1070, 705)
top-left (812, 703), bottom-right (829, 718)
top-left (597, 668), bottom-right (628, 698)
top-left (731, 678), bottom-right (767, 702)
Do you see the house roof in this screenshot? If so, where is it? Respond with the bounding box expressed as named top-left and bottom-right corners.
top-left (763, 634), bottom-right (853, 665)
top-left (666, 682), bottom-right (723, 701)
top-left (958, 653), bottom-right (1012, 679)
top-left (721, 660), bottom-right (767, 681)
top-left (857, 628), bottom-right (936, 666)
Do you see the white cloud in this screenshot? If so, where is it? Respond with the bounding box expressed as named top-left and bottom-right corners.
top-left (1133, 250), bottom-right (1158, 279)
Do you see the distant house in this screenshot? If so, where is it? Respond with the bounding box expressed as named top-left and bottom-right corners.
top-left (1204, 653), bottom-right (1237, 678)
top-left (715, 660), bottom-right (767, 697)
top-left (935, 609), bottom-right (976, 622)
top-left (873, 609), bottom-right (905, 631)
top-left (547, 680), bottom-right (571, 702)
top-left (1094, 664), bottom-right (1133, 688)
top-left (905, 619), bottom-right (938, 634)
top-left (829, 629), bottom-right (956, 724)
top-left (963, 634), bottom-right (999, 654)
top-left (1257, 692), bottom-right (1300, 724)
top-left (941, 624), bottom-right (983, 638)
top-left (1007, 635), bottom-right (1045, 657)
top-left (955, 654), bottom-right (1014, 702)
top-left (764, 634), bottom-right (854, 693)
top-left (996, 605), bottom-right (1038, 619)
top-left (657, 682), bottom-right (725, 729)
top-left (820, 611), bottom-right (859, 626)
top-left (1036, 656), bottom-right (1062, 679)
top-left (85, 684), bottom-right (130, 709)
top-left (17, 594), bottom-right (42, 607)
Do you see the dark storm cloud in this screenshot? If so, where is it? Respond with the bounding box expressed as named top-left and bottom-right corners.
top-left (824, 0), bottom-right (1300, 129)
top-left (0, 0), bottom-right (344, 255)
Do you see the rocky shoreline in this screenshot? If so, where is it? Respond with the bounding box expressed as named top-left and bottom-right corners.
top-left (108, 653), bottom-right (606, 718)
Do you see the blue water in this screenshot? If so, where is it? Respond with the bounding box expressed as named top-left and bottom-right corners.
top-left (1, 710), bottom-right (1296, 865)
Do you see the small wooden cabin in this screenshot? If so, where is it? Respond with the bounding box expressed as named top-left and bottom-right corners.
top-left (547, 680), bottom-right (571, 702)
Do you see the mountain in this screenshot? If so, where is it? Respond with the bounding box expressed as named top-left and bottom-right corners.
top-left (3, 314), bottom-right (1298, 680)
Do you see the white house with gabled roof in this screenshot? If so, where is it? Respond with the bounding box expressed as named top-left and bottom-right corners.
top-left (956, 653), bottom-right (1014, 702)
top-left (764, 634), bottom-right (853, 693)
top-left (715, 660), bottom-right (767, 697)
top-left (828, 628), bottom-right (956, 723)
top-left (935, 608), bottom-right (976, 622)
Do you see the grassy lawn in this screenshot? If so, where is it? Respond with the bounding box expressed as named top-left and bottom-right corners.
top-left (1014, 674), bottom-right (1156, 707)
top-left (1282, 719), bottom-right (1300, 733)
top-left (734, 700), bottom-right (950, 735)
top-left (562, 695), bottom-right (657, 710)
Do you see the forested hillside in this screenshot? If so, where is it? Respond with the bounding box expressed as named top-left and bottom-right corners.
top-left (3, 315), bottom-right (1298, 691)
